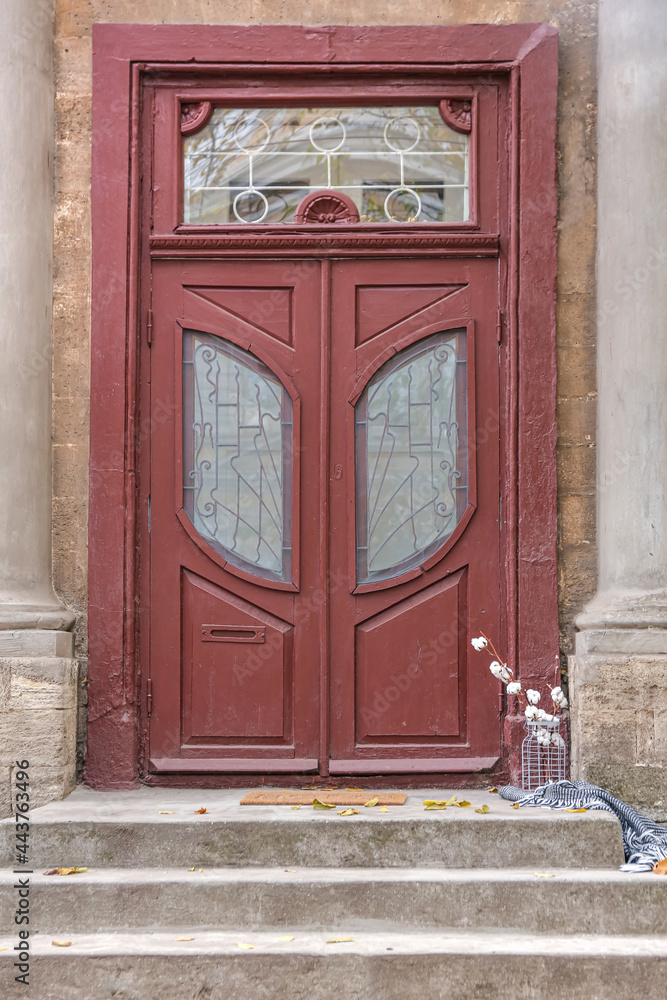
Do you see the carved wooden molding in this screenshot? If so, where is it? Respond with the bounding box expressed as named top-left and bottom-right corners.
top-left (150, 231), bottom-right (499, 257)
top-left (439, 98), bottom-right (472, 134)
top-left (294, 190), bottom-right (360, 225)
top-left (180, 101), bottom-right (213, 136)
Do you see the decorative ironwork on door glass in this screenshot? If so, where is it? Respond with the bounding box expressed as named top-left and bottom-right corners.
top-left (355, 331), bottom-right (468, 584)
top-left (182, 331), bottom-right (292, 582)
top-left (183, 106), bottom-right (469, 225)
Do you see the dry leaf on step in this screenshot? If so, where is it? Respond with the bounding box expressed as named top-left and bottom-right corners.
top-left (188, 867), bottom-right (196, 872)
top-left (534, 873), bottom-right (556, 878)
top-left (653, 857), bottom-right (667, 875)
top-left (193, 807), bottom-right (208, 814)
top-left (424, 801), bottom-right (448, 810)
top-left (313, 798), bottom-right (336, 810)
top-left (43, 868), bottom-right (88, 876)
top-left (475, 804), bottom-right (490, 814)
top-left (158, 811), bottom-right (174, 815)
top-left (0, 946), bottom-right (7, 951)
top-left (379, 805), bottom-right (389, 813)
top-left (345, 787), bottom-right (365, 791)
top-left (279, 936), bottom-right (295, 942)
top-left (364, 797), bottom-right (379, 808)
top-left (284, 869), bottom-right (297, 873)
top-left (291, 805), bottom-right (301, 810)
top-left (176, 936), bottom-right (194, 941)
top-left (337, 808), bottom-right (360, 816)
top-left (488, 787), bottom-right (499, 793)
top-left (51, 941), bottom-right (72, 947)
top-left (512, 803), bottom-right (520, 809)
top-left (565, 808), bottom-right (587, 813)
top-left (326, 937), bottom-right (354, 943)
top-left (237, 942), bottom-right (255, 950)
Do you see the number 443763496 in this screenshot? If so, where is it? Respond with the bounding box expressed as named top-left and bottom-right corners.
top-left (14, 761), bottom-right (30, 866)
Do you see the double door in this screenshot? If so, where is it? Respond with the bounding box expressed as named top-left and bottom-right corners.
top-left (146, 256), bottom-right (501, 774)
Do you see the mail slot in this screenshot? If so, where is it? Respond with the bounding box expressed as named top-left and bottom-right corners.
top-left (201, 624), bottom-right (266, 643)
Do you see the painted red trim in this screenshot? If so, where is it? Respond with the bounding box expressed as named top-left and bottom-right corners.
top-left (89, 22), bottom-right (558, 789)
top-left (329, 757), bottom-right (499, 774)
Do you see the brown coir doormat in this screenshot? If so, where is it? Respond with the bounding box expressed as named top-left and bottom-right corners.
top-left (240, 790), bottom-right (407, 806)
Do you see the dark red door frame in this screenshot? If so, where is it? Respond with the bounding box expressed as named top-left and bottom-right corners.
top-left (89, 23), bottom-right (558, 789)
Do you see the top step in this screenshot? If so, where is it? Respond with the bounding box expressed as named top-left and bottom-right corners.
top-left (0, 786), bottom-right (624, 869)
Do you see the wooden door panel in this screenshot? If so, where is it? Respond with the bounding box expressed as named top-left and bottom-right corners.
top-left (329, 258), bottom-right (500, 768)
top-left (182, 570), bottom-right (292, 743)
top-left (355, 570), bottom-right (465, 741)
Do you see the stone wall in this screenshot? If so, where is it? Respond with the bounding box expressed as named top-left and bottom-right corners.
top-left (53, 1), bottom-right (598, 774)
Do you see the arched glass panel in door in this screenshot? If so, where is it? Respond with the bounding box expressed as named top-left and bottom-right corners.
top-left (355, 330), bottom-right (468, 585)
top-left (182, 331), bottom-right (293, 583)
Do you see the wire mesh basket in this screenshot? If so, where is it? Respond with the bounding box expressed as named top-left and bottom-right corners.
top-left (521, 718), bottom-right (567, 791)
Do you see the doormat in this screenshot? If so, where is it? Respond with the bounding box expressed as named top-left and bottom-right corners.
top-left (240, 790), bottom-right (408, 806)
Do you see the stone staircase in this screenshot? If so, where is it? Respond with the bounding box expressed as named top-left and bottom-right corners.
top-left (1, 786), bottom-right (666, 999)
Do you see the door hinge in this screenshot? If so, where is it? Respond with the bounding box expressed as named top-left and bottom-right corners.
top-left (146, 678), bottom-right (153, 716)
top-left (147, 309), bottom-right (153, 345)
top-left (496, 308), bottom-right (503, 345)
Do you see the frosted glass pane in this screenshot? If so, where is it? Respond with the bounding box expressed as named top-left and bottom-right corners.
top-left (184, 106), bottom-right (469, 225)
top-left (356, 331), bottom-right (468, 584)
top-left (183, 332), bottom-right (292, 582)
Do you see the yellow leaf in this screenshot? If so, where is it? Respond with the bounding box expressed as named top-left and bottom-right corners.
top-left (424, 803), bottom-right (448, 810)
top-left (237, 942), bottom-right (255, 950)
top-left (337, 808), bottom-right (360, 816)
top-left (198, 869), bottom-right (204, 873)
top-left (290, 805), bottom-right (301, 810)
top-left (364, 797), bottom-right (379, 808)
top-left (565, 808), bottom-right (587, 813)
top-left (512, 803), bottom-right (520, 809)
top-left (279, 935), bottom-right (295, 942)
top-left (457, 800), bottom-right (472, 808)
top-left (284, 869), bottom-right (296, 873)
top-left (534, 873), bottom-right (556, 878)
top-left (52, 941), bottom-right (72, 947)
top-left (475, 804), bottom-right (490, 814)
top-left (158, 810), bottom-right (175, 815)
top-left (194, 807), bottom-right (208, 814)
top-left (188, 867), bottom-right (196, 872)
top-left (345, 787), bottom-right (365, 791)
top-left (423, 799), bottom-right (447, 807)
top-left (0, 946), bottom-right (7, 951)
top-left (176, 936), bottom-right (194, 941)
top-left (488, 786), bottom-right (499, 793)
top-left (379, 805), bottom-right (389, 813)
top-left (326, 937), bottom-right (354, 943)
top-left (653, 857), bottom-right (667, 875)
top-left (44, 867), bottom-right (88, 876)
top-left (313, 797), bottom-right (336, 810)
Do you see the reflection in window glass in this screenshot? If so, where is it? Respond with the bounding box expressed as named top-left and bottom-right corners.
top-left (182, 331), bottom-right (292, 582)
top-left (184, 107), bottom-right (469, 225)
top-left (355, 331), bottom-right (468, 584)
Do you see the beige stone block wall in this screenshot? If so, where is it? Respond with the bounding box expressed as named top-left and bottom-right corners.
top-left (53, 1), bottom-right (598, 772)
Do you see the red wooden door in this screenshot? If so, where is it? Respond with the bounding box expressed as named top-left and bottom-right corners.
top-left (146, 255), bottom-right (500, 774)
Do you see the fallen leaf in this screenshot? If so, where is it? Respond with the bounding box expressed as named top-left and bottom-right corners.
top-left (0, 946), bottom-right (7, 951)
top-left (237, 942), bottom-right (255, 950)
top-left (379, 805), bottom-right (389, 813)
top-left (326, 937), bottom-right (355, 944)
top-left (303, 785), bottom-right (337, 791)
top-left (653, 857), bottom-right (667, 875)
top-left (488, 787), bottom-right (499, 794)
top-left (565, 808), bottom-right (587, 813)
top-left (364, 797), bottom-right (379, 808)
top-left (345, 787), bottom-right (365, 791)
top-left (337, 808), bottom-right (360, 816)
top-left (290, 805), bottom-right (301, 810)
top-left (194, 807), bottom-right (208, 814)
top-left (188, 867), bottom-right (196, 872)
top-left (176, 936), bottom-right (194, 941)
top-left (457, 800), bottom-right (472, 808)
top-left (43, 867), bottom-right (88, 876)
top-left (475, 804), bottom-right (490, 814)
top-left (512, 803), bottom-right (520, 809)
top-left (424, 802), bottom-right (448, 810)
top-left (198, 869), bottom-right (204, 873)
top-left (158, 810), bottom-right (175, 815)
top-left (534, 873), bottom-right (556, 878)
top-left (284, 869), bottom-right (297, 873)
top-left (313, 797), bottom-right (336, 810)
top-left (52, 941), bottom-right (72, 947)
top-left (279, 935), bottom-right (295, 942)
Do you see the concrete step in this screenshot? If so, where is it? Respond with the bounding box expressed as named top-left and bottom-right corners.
top-left (2, 928), bottom-right (666, 999)
top-left (2, 866), bottom-right (665, 937)
top-left (0, 785), bottom-right (624, 868)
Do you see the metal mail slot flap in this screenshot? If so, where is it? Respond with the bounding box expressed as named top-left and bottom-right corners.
top-left (201, 625), bottom-right (266, 643)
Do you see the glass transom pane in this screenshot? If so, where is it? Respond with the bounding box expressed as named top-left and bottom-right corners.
top-left (184, 107), bottom-right (469, 225)
top-left (355, 331), bottom-right (468, 584)
top-left (183, 331), bottom-right (292, 582)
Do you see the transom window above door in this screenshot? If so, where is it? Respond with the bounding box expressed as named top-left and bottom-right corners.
top-left (183, 105), bottom-right (470, 225)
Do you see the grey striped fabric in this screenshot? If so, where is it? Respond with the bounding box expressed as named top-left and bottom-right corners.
top-left (499, 779), bottom-right (667, 872)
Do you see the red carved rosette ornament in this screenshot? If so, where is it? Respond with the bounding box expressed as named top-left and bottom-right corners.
top-left (294, 190), bottom-right (360, 225)
top-left (439, 98), bottom-right (472, 134)
top-left (180, 101), bottom-right (213, 136)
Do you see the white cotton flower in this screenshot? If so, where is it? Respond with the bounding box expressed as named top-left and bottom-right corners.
top-left (489, 661), bottom-right (511, 683)
top-left (551, 686), bottom-right (568, 709)
top-left (526, 689), bottom-right (541, 705)
top-left (506, 681), bottom-right (522, 696)
top-left (471, 637), bottom-right (488, 651)
top-left (551, 733), bottom-right (566, 748)
top-left (536, 709), bottom-right (555, 722)
top-left (525, 705), bottom-right (540, 721)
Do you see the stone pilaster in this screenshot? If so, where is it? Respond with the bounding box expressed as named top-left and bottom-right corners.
top-left (0, 0), bottom-right (77, 816)
top-left (571, 0), bottom-right (667, 816)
